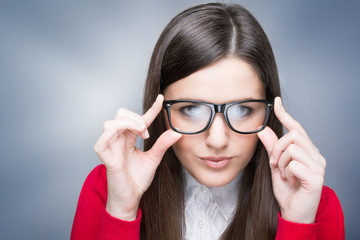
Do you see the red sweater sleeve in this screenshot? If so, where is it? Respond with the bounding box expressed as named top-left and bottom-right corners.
top-left (70, 165), bottom-right (141, 240)
top-left (276, 186), bottom-right (345, 240)
top-left (72, 166), bottom-right (344, 239)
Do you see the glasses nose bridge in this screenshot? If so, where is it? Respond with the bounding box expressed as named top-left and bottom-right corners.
top-left (213, 103), bottom-right (226, 114)
top-left (208, 103), bottom-right (230, 134)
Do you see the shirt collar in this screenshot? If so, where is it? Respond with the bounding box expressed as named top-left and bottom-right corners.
top-left (183, 168), bottom-right (241, 221)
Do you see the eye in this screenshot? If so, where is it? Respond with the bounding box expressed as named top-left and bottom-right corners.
top-left (228, 104), bottom-right (253, 119)
top-left (178, 103), bottom-right (209, 119)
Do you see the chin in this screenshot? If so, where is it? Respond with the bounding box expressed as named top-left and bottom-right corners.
top-left (195, 172), bottom-right (236, 188)
top-left (204, 181), bottom-right (230, 188)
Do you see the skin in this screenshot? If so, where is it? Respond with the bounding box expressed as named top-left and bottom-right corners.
top-left (94, 95), bottom-right (182, 221)
top-left (257, 97), bottom-right (326, 223)
top-left (163, 58), bottom-right (264, 187)
top-left (94, 57), bottom-right (326, 224)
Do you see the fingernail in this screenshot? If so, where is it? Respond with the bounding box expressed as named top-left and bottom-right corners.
top-left (173, 131), bottom-right (182, 138)
top-left (270, 156), bottom-right (274, 165)
top-left (157, 94), bottom-right (164, 101)
top-left (144, 129), bottom-right (150, 139)
top-left (278, 97), bottom-right (285, 111)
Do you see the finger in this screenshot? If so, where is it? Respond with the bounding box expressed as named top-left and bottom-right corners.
top-left (94, 127), bottom-right (121, 166)
top-left (142, 94), bottom-right (164, 128)
top-left (274, 97), bottom-right (309, 139)
top-left (115, 107), bottom-right (146, 124)
top-left (112, 108), bottom-right (149, 139)
top-left (97, 119), bottom-right (147, 160)
top-left (271, 130), bottom-right (322, 168)
top-left (145, 129), bottom-right (182, 166)
top-left (95, 126), bottom-right (118, 154)
top-left (103, 119), bottom-right (148, 140)
top-left (284, 161), bottom-right (302, 185)
top-left (114, 108), bottom-right (149, 135)
top-left (257, 126), bottom-right (278, 154)
top-left (277, 144), bottom-right (313, 179)
top-left (257, 126), bottom-right (279, 168)
top-left (284, 161), bottom-right (323, 191)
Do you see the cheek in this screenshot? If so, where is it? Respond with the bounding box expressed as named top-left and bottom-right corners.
top-left (163, 109), bottom-right (195, 163)
top-left (171, 135), bottom-right (199, 165)
top-left (172, 136), bottom-right (192, 156)
top-left (235, 134), bottom-right (259, 159)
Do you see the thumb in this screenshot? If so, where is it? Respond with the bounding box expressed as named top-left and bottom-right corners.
top-left (257, 126), bottom-right (278, 167)
top-left (145, 129), bottom-right (182, 165)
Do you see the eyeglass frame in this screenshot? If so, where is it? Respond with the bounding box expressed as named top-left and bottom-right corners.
top-left (163, 99), bottom-right (274, 135)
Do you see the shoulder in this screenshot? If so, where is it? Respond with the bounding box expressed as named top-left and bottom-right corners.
top-left (71, 165), bottom-right (110, 239)
top-left (318, 186), bottom-right (342, 213)
top-left (80, 164), bottom-right (108, 201)
top-left (86, 164), bottom-right (107, 183)
top-left (314, 186), bottom-right (345, 239)
top-left (316, 185), bottom-right (344, 227)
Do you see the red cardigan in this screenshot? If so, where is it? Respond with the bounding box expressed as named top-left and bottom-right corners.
top-left (71, 165), bottom-right (345, 240)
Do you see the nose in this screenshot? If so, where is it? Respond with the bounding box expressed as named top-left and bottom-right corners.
top-left (205, 114), bottom-right (230, 149)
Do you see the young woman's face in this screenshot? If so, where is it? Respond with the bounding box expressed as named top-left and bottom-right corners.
top-left (163, 57), bottom-right (265, 187)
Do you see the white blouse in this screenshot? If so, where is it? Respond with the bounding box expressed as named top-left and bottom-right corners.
top-left (183, 169), bottom-right (241, 240)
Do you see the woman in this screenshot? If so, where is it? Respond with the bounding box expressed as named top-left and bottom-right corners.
top-left (71, 3), bottom-right (344, 239)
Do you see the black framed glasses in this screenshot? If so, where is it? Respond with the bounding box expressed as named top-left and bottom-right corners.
top-left (163, 99), bottom-right (273, 134)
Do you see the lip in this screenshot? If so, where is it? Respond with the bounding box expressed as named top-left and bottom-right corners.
top-left (199, 156), bottom-right (232, 169)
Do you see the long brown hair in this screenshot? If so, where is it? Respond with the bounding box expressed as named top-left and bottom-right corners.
top-left (141, 3), bottom-right (283, 239)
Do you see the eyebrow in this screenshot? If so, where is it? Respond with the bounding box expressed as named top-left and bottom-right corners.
top-left (166, 97), bottom-right (265, 102)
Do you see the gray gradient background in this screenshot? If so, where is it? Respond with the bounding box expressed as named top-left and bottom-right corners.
top-left (0, 0), bottom-right (359, 239)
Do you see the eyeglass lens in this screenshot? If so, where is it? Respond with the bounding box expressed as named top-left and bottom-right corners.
top-left (169, 102), bottom-right (212, 133)
top-left (168, 101), bottom-right (268, 133)
top-left (227, 101), bottom-right (267, 133)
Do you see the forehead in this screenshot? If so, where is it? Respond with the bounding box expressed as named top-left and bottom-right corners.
top-left (163, 57), bottom-right (265, 103)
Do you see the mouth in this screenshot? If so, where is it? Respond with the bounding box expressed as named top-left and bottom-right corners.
top-left (199, 156), bottom-right (232, 169)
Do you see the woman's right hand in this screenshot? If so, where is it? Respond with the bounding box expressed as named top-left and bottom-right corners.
top-left (94, 94), bottom-right (182, 221)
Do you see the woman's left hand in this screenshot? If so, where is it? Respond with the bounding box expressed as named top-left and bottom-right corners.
top-left (257, 97), bottom-right (326, 224)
